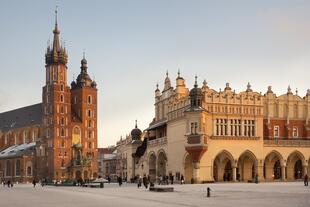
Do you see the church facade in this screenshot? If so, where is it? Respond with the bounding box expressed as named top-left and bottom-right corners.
top-left (116, 72), bottom-right (310, 183)
top-left (0, 12), bottom-right (98, 183)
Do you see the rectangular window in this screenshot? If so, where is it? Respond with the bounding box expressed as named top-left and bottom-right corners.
top-left (191, 123), bottom-right (194, 134)
top-left (293, 127), bottom-right (298, 138)
top-left (274, 126), bottom-right (279, 138)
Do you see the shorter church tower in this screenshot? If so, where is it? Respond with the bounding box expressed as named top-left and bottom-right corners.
top-left (70, 55), bottom-right (98, 180)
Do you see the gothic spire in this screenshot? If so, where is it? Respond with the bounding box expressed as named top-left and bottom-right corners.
top-left (45, 7), bottom-right (67, 65)
top-left (52, 8), bottom-right (60, 53)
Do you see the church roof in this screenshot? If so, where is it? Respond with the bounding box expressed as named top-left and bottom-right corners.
top-left (0, 103), bottom-right (42, 132)
top-left (0, 142), bottom-right (36, 159)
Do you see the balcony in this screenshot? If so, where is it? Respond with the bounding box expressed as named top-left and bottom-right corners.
top-left (264, 138), bottom-right (310, 147)
top-left (185, 134), bottom-right (208, 162)
top-left (185, 134), bottom-right (208, 146)
top-left (148, 136), bottom-right (167, 147)
top-left (71, 158), bottom-right (92, 167)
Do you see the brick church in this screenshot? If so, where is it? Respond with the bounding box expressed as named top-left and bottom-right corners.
top-left (0, 11), bottom-right (98, 183)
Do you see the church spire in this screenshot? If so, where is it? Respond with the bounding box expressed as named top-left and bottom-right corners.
top-left (45, 7), bottom-right (68, 65)
top-left (52, 7), bottom-right (60, 53)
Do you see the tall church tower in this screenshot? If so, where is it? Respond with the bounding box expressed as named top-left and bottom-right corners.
top-left (42, 10), bottom-right (72, 180)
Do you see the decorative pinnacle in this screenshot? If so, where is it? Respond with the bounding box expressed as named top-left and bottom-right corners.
top-left (156, 83), bottom-right (159, 89)
top-left (295, 88), bottom-right (298, 95)
top-left (166, 70), bottom-right (169, 77)
top-left (194, 75), bottom-right (198, 87)
top-left (55, 6), bottom-right (58, 25)
top-left (177, 69), bottom-right (180, 77)
top-left (135, 120), bottom-right (138, 128)
top-left (203, 79), bottom-right (207, 86)
top-left (287, 85), bottom-right (292, 94)
top-left (83, 49), bottom-right (86, 59)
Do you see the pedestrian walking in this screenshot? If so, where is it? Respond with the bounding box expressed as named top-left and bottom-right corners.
top-left (143, 175), bottom-right (148, 189)
top-left (118, 176), bottom-right (122, 186)
top-left (255, 174), bottom-right (259, 184)
top-left (32, 179), bottom-right (36, 187)
top-left (107, 176), bottom-right (111, 184)
top-left (181, 174), bottom-right (184, 185)
top-left (137, 176), bottom-right (142, 188)
top-left (304, 174), bottom-right (308, 186)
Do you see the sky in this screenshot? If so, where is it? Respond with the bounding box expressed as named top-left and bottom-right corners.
top-left (0, 0), bottom-right (310, 147)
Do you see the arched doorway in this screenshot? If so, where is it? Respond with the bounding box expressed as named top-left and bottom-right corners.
top-left (157, 151), bottom-right (167, 177)
top-left (273, 160), bottom-right (281, 179)
top-left (184, 154), bottom-right (193, 183)
top-left (287, 151), bottom-right (305, 180)
top-left (213, 150), bottom-right (234, 182)
top-left (294, 160), bottom-right (303, 179)
top-left (264, 151), bottom-right (283, 181)
top-left (75, 171), bottom-right (81, 180)
top-left (93, 172), bottom-right (98, 179)
top-left (148, 153), bottom-right (156, 182)
top-left (84, 171), bottom-right (88, 180)
top-left (237, 151), bottom-right (257, 182)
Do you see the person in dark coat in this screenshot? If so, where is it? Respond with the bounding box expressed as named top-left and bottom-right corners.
top-left (118, 176), bottom-right (122, 186)
top-left (107, 176), bottom-right (111, 184)
top-left (32, 179), bottom-right (37, 187)
top-left (304, 174), bottom-right (308, 186)
top-left (143, 175), bottom-right (148, 189)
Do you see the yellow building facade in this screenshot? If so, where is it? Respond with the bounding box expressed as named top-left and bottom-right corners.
top-left (116, 72), bottom-right (310, 183)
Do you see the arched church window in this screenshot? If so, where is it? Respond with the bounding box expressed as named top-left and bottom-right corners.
top-left (61, 128), bottom-right (65, 137)
top-left (87, 95), bottom-right (92, 104)
top-left (53, 65), bottom-right (57, 81)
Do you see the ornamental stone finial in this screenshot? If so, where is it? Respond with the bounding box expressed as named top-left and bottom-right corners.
top-left (246, 82), bottom-right (253, 92)
top-left (287, 85), bottom-right (292, 94)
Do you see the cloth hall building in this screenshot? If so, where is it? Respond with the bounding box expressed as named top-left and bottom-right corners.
top-left (117, 72), bottom-right (310, 183)
top-left (0, 13), bottom-right (98, 183)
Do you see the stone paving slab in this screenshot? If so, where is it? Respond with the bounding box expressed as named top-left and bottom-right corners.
top-left (0, 182), bottom-right (309, 207)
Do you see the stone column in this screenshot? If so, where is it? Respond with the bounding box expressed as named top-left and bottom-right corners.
top-left (132, 156), bottom-right (136, 179)
top-left (303, 165), bottom-right (308, 176)
top-left (228, 120), bottom-right (231, 136)
top-left (192, 162), bottom-right (200, 183)
top-left (232, 166), bottom-right (237, 182)
top-left (241, 119), bottom-right (244, 136)
top-left (281, 165), bottom-right (286, 181)
top-left (256, 160), bottom-right (265, 182)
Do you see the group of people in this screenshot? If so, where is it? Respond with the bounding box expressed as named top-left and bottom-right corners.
top-left (137, 175), bottom-right (150, 189)
top-left (158, 174), bottom-right (175, 185)
top-left (2, 180), bottom-right (13, 188)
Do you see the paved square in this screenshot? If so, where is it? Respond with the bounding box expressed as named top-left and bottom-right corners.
top-left (0, 182), bottom-right (309, 207)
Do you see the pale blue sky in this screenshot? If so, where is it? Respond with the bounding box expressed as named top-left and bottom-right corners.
top-left (0, 0), bottom-right (310, 147)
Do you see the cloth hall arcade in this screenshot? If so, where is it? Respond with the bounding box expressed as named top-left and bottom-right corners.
top-left (117, 71), bottom-right (310, 183)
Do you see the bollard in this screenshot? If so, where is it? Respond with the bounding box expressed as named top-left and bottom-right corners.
top-left (207, 187), bottom-right (211, 197)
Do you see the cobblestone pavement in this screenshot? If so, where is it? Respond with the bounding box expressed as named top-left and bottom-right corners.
top-left (0, 182), bottom-right (309, 207)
